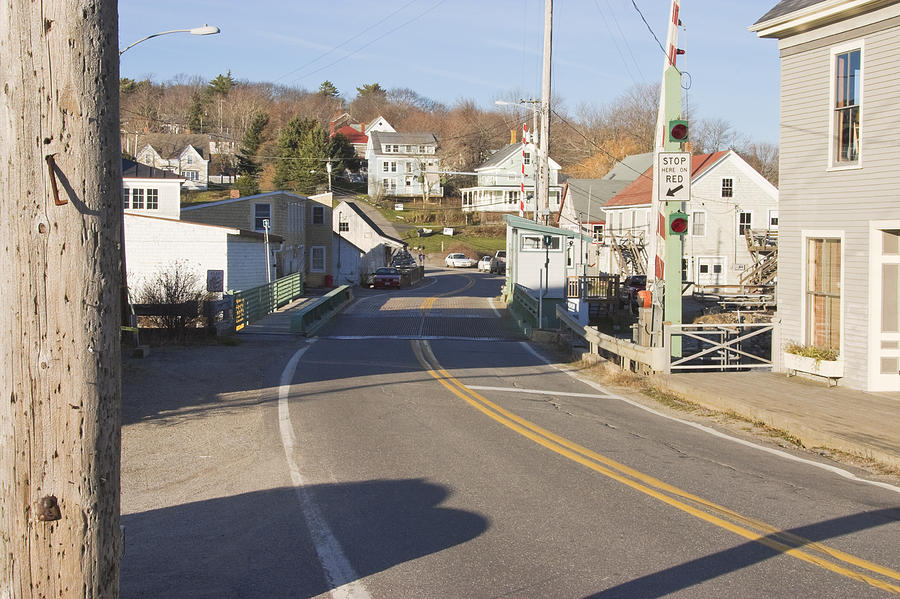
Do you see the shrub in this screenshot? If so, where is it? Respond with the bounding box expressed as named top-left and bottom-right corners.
top-left (135, 261), bottom-right (210, 338)
top-left (784, 342), bottom-right (839, 362)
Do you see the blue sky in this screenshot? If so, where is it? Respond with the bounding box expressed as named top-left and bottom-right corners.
top-left (118, 1), bottom-right (782, 144)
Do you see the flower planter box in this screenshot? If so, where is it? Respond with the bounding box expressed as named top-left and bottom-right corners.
top-left (783, 351), bottom-right (843, 387)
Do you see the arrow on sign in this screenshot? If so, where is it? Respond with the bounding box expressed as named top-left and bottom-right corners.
top-left (666, 185), bottom-right (684, 197)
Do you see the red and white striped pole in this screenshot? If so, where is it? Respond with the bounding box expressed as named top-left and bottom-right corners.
top-left (520, 123), bottom-right (527, 217)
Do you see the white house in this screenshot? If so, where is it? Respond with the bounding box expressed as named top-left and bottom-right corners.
top-left (603, 150), bottom-right (779, 286)
top-left (123, 159), bottom-right (184, 220)
top-left (333, 201), bottom-right (406, 286)
top-left (461, 142), bottom-right (563, 216)
top-left (135, 137), bottom-right (210, 191)
top-left (366, 129), bottom-right (443, 199)
top-left (751, 0), bottom-right (900, 391)
top-left (125, 214), bottom-right (280, 297)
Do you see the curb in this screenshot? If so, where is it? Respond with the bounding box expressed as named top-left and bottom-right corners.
top-left (651, 374), bottom-right (900, 470)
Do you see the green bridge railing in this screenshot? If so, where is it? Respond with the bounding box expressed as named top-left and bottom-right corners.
top-left (234, 272), bottom-right (304, 332)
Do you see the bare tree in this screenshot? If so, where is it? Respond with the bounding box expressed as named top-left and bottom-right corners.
top-left (1, 1), bottom-right (122, 596)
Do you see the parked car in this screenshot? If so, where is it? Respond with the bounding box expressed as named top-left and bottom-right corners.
top-left (619, 274), bottom-right (647, 312)
top-left (445, 253), bottom-right (476, 268)
top-left (477, 256), bottom-right (492, 272)
top-left (391, 251), bottom-right (417, 272)
top-left (371, 267), bottom-right (402, 289)
top-left (490, 250), bottom-right (507, 274)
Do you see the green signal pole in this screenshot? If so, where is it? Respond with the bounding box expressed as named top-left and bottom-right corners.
top-left (662, 66), bottom-right (684, 358)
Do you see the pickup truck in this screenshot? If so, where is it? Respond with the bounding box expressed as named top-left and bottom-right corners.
top-left (490, 250), bottom-right (507, 274)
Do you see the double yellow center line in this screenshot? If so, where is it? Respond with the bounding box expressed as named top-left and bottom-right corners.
top-left (412, 339), bottom-right (900, 594)
top-left (419, 274), bottom-right (475, 312)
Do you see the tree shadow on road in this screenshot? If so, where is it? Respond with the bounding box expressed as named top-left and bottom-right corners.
top-left (121, 478), bottom-right (488, 598)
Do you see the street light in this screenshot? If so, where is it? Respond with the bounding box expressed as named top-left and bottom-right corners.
top-left (119, 24), bottom-right (221, 55)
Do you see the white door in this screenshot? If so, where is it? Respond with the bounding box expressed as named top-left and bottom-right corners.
top-left (870, 227), bottom-right (900, 391)
top-left (696, 256), bottom-right (725, 287)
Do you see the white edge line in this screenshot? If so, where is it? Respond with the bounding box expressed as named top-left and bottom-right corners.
top-left (278, 340), bottom-right (372, 599)
top-left (466, 385), bottom-right (615, 400)
top-left (518, 341), bottom-right (900, 495)
top-left (486, 296), bottom-right (501, 318)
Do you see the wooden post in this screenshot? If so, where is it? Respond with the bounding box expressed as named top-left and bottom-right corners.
top-left (1, 1), bottom-right (123, 597)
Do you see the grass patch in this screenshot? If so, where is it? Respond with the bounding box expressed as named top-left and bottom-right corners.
top-left (181, 189), bottom-right (234, 206)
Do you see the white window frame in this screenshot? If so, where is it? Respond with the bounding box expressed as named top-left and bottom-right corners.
top-left (827, 40), bottom-right (863, 171)
top-left (801, 231), bottom-right (844, 354)
top-left (520, 234), bottom-right (561, 252)
top-left (146, 188), bottom-right (159, 210)
top-left (310, 246), bottom-right (326, 273)
top-left (123, 188), bottom-right (130, 209)
top-left (691, 210), bottom-right (706, 237)
top-left (738, 210), bottom-right (752, 236)
top-left (721, 178), bottom-right (733, 198)
top-left (768, 209), bottom-right (779, 231)
top-left (131, 188), bottom-right (144, 209)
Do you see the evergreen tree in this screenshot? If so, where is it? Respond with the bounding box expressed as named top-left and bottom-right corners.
top-left (209, 70), bottom-right (235, 96)
top-left (318, 80), bottom-right (340, 98)
top-left (273, 116), bottom-right (359, 194)
top-left (236, 112), bottom-right (269, 177)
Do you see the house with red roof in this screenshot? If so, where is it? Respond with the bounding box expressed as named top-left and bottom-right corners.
top-left (603, 150), bottom-right (778, 286)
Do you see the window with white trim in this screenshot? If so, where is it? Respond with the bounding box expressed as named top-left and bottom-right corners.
top-left (768, 210), bottom-right (779, 230)
top-left (311, 205), bottom-right (325, 225)
top-left (146, 189), bottom-right (159, 210)
top-left (592, 224), bottom-right (604, 242)
top-left (806, 238), bottom-right (841, 350)
top-left (338, 221), bottom-right (349, 232)
top-left (123, 188), bottom-right (130, 209)
top-left (310, 246), bottom-right (326, 273)
top-left (738, 211), bottom-right (752, 235)
top-left (131, 188), bottom-right (144, 209)
top-left (832, 47), bottom-right (861, 165)
top-left (721, 178), bottom-right (733, 198)
top-left (692, 211), bottom-right (706, 236)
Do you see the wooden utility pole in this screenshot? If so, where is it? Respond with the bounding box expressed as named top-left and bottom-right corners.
top-left (1, 1), bottom-right (123, 597)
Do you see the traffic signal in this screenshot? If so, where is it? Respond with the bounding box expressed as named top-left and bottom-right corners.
top-left (668, 211), bottom-right (689, 235)
top-left (668, 119), bottom-right (689, 143)
top-left (543, 234), bottom-right (552, 247)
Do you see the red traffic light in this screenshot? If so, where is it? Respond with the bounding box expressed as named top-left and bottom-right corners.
top-left (669, 119), bottom-right (689, 142)
top-left (668, 211), bottom-right (689, 235)
top-left (670, 217), bottom-right (688, 233)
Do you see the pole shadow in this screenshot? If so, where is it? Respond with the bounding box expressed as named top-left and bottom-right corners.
top-left (121, 479), bottom-right (489, 598)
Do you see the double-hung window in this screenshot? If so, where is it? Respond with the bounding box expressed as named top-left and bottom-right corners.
top-left (832, 46), bottom-right (861, 166)
top-left (312, 205), bottom-right (325, 225)
top-left (721, 178), bottom-right (733, 198)
top-left (807, 238), bottom-right (841, 350)
top-left (738, 211), bottom-right (752, 235)
top-left (131, 188), bottom-right (144, 209)
top-left (691, 211), bottom-right (706, 236)
top-left (146, 189), bottom-right (159, 210)
top-left (310, 246), bottom-right (326, 273)
top-left (123, 188), bottom-right (130, 209)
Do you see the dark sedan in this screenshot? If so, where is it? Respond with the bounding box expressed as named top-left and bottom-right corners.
top-left (371, 267), bottom-right (402, 289)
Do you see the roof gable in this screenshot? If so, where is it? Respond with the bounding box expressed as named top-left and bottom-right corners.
top-left (604, 151), bottom-right (730, 209)
top-left (122, 158), bottom-right (183, 180)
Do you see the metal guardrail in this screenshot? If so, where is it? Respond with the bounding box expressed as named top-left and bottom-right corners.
top-left (290, 285), bottom-right (354, 335)
top-left (665, 322), bottom-right (774, 371)
top-left (233, 272), bottom-right (304, 332)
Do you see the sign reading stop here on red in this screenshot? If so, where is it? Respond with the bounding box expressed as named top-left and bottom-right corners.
top-left (658, 152), bottom-right (691, 201)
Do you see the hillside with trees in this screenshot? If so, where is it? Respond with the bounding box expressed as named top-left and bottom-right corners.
top-left (119, 74), bottom-right (779, 195)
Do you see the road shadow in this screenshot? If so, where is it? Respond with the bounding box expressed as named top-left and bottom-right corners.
top-left (121, 478), bottom-right (488, 598)
top-left (584, 508), bottom-right (900, 598)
